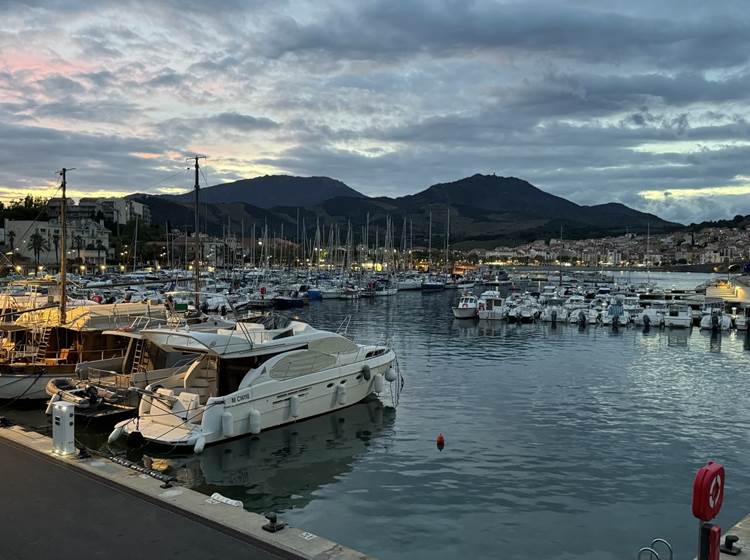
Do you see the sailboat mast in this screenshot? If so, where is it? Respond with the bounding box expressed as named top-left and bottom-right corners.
top-left (58, 167), bottom-right (69, 325)
top-left (191, 155), bottom-right (205, 309)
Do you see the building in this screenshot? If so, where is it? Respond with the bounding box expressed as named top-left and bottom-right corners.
top-left (4, 218), bottom-right (110, 267)
top-left (49, 197), bottom-right (151, 226)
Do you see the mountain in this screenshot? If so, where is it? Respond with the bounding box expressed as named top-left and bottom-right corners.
top-left (165, 175), bottom-right (365, 209)
top-left (135, 173), bottom-right (682, 248)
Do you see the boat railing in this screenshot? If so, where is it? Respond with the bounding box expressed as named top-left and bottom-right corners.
top-left (82, 367), bottom-right (131, 390)
top-left (336, 315), bottom-right (352, 336)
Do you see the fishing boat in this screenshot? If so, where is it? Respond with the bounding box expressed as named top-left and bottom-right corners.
top-left (109, 324), bottom-right (400, 453)
top-left (477, 291), bottom-right (505, 320)
top-left (664, 303), bottom-right (692, 328)
top-left (452, 293), bottom-right (478, 319)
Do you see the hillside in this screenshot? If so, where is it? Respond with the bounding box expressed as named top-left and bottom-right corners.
top-left (165, 175), bottom-right (365, 209)
top-left (136, 173), bottom-right (682, 247)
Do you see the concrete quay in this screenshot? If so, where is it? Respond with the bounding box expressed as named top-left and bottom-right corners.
top-left (0, 424), bottom-right (368, 560)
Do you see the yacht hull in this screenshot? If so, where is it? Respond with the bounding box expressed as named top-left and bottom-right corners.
top-left (0, 372), bottom-right (63, 400)
top-left (116, 350), bottom-right (397, 449)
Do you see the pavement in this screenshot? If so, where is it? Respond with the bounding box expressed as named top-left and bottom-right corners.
top-left (0, 436), bottom-right (287, 560)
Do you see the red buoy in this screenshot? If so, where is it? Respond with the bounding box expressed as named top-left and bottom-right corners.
top-left (436, 433), bottom-right (445, 451)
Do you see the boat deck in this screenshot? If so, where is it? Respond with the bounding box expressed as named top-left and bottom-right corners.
top-left (0, 436), bottom-right (288, 560)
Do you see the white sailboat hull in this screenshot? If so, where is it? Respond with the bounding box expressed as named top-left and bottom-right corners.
top-left (0, 372), bottom-right (62, 400)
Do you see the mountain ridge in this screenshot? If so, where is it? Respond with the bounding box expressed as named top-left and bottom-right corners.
top-left (131, 173), bottom-right (682, 248)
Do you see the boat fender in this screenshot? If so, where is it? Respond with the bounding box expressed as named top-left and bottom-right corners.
top-left (289, 395), bottom-right (300, 418)
top-left (221, 412), bottom-right (234, 437)
top-left (361, 364), bottom-right (371, 381)
top-left (336, 384), bottom-right (346, 405)
top-left (125, 430), bottom-right (145, 448)
top-left (384, 366), bottom-right (397, 383)
top-left (45, 393), bottom-right (60, 415)
top-left (108, 424), bottom-right (124, 444)
top-left (249, 409), bottom-right (262, 434)
top-left (194, 435), bottom-right (206, 454)
top-left (373, 373), bottom-right (385, 393)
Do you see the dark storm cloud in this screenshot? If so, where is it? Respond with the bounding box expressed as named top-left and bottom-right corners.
top-left (257, 1), bottom-right (750, 69)
top-left (2, 0), bottom-right (750, 223)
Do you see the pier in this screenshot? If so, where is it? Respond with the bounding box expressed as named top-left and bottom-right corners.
top-left (0, 425), bottom-right (367, 560)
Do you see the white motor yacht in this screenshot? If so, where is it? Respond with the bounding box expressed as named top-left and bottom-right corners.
top-left (109, 325), bottom-right (399, 453)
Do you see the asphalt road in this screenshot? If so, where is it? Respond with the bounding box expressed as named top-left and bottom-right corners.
top-left (0, 437), bottom-right (287, 560)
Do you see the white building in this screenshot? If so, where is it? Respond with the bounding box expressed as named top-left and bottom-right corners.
top-left (4, 218), bottom-right (110, 266)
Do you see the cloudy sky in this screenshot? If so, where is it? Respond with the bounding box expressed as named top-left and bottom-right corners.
top-left (1, 0), bottom-right (749, 223)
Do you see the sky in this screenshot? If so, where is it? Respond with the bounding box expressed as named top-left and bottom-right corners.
top-left (1, 0), bottom-right (750, 224)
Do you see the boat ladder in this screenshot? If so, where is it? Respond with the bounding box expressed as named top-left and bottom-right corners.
top-left (130, 338), bottom-right (146, 374)
top-left (636, 538), bottom-right (672, 560)
top-left (35, 327), bottom-right (52, 360)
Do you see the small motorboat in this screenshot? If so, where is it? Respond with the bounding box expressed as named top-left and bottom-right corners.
top-left (45, 378), bottom-right (120, 412)
top-left (452, 293), bottom-right (478, 319)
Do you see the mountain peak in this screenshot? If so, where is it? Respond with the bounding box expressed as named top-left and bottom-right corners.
top-left (167, 174), bottom-right (365, 209)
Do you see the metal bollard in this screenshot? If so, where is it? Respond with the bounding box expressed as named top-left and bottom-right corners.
top-left (51, 401), bottom-right (76, 455)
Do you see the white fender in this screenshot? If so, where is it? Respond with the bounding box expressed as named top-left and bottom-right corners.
top-left (221, 412), bottom-right (234, 437)
top-left (373, 373), bottom-right (385, 393)
top-left (194, 435), bottom-right (206, 454)
top-left (384, 366), bottom-right (397, 383)
top-left (336, 384), bottom-right (346, 405)
top-left (289, 395), bottom-right (300, 418)
top-left (108, 424), bottom-right (124, 444)
top-left (249, 409), bottom-right (261, 434)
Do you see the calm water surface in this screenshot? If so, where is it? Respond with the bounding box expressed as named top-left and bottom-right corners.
top-left (12, 271), bottom-right (750, 560)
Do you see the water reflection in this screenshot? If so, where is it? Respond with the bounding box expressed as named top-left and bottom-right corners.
top-left (142, 396), bottom-right (395, 513)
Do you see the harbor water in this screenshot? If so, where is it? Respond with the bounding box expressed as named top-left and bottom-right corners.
top-left (7, 271), bottom-right (750, 559)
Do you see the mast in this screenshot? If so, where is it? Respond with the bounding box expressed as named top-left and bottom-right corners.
top-left (58, 167), bottom-right (71, 325)
top-left (445, 205), bottom-right (450, 272)
top-left (190, 155), bottom-right (205, 309)
top-left (428, 207), bottom-right (432, 271)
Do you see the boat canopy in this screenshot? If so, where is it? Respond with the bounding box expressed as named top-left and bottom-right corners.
top-left (141, 321), bottom-right (322, 358)
top-left (15, 302), bottom-right (167, 331)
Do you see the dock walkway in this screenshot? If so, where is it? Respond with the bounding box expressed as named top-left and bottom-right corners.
top-left (0, 425), bottom-right (366, 560)
top-left (0, 436), bottom-right (286, 560)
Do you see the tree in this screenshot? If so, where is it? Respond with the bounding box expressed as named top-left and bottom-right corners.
top-left (52, 233), bottom-right (60, 266)
top-left (29, 232), bottom-right (50, 267)
top-left (73, 235), bottom-right (84, 263)
top-left (6, 230), bottom-right (15, 267)
top-left (95, 239), bottom-right (106, 267)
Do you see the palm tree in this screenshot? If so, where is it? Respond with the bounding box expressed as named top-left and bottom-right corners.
top-left (7, 230), bottom-right (15, 266)
top-left (29, 232), bottom-right (50, 267)
top-left (95, 239), bottom-right (106, 267)
top-left (73, 235), bottom-right (83, 264)
top-left (52, 233), bottom-right (60, 267)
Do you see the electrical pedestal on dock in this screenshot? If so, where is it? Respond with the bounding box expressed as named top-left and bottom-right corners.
top-left (51, 401), bottom-right (76, 456)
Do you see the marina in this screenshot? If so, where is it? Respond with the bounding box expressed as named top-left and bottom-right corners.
top-left (2, 269), bottom-right (750, 559)
top-left (5, 2), bottom-right (750, 558)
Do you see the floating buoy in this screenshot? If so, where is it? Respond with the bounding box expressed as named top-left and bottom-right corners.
top-left (436, 433), bottom-right (445, 451)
